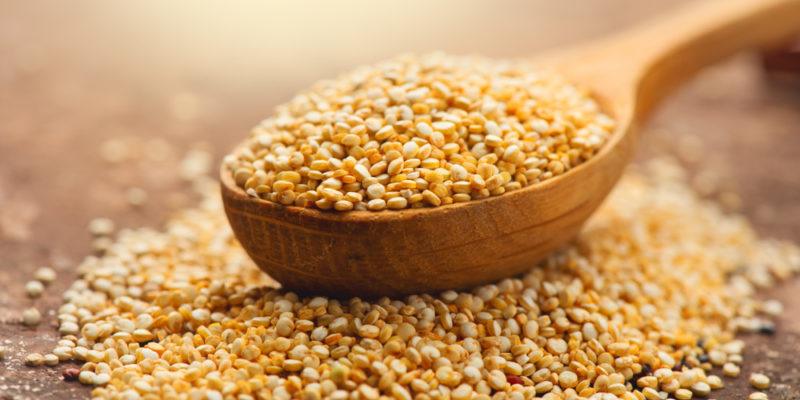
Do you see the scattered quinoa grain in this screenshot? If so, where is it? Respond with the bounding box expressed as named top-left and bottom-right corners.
top-left (760, 299), bottom-right (783, 316)
top-left (52, 346), bottom-right (72, 361)
top-left (87, 217), bottom-right (114, 236)
top-left (24, 353), bottom-right (44, 367)
top-left (58, 321), bottom-right (79, 335)
top-left (43, 353), bottom-right (59, 366)
top-left (706, 375), bottom-right (724, 390)
top-left (125, 187), bottom-right (148, 207)
top-left (179, 148), bottom-right (213, 182)
top-left (22, 307), bottom-right (42, 326)
top-left (708, 349), bottom-right (726, 366)
top-left (35, 158), bottom-right (800, 399)
top-left (25, 280), bottom-right (44, 298)
top-left (722, 362), bottom-right (740, 377)
top-left (749, 392), bottom-right (768, 400)
top-left (33, 266), bottom-right (57, 284)
top-left (750, 373), bottom-right (771, 390)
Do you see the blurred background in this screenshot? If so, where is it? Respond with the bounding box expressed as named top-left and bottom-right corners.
top-left (1, 1), bottom-right (799, 398)
top-left (3, 1), bottom-right (718, 244)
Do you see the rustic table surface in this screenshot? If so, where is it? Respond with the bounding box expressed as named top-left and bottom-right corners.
top-left (1, 1), bottom-right (798, 399)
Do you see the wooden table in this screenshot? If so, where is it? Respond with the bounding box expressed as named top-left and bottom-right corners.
top-left (1, 1), bottom-right (798, 398)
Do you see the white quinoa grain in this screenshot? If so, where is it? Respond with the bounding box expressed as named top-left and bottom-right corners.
top-left (25, 280), bottom-right (44, 298)
top-left (761, 299), bottom-right (783, 316)
top-left (78, 370), bottom-right (96, 385)
top-left (52, 346), bottom-right (72, 361)
top-left (546, 338), bottom-right (568, 354)
top-left (33, 266), bottom-right (57, 284)
top-left (59, 321), bottom-right (79, 335)
top-left (88, 218), bottom-right (115, 236)
top-left (708, 349), bottom-right (726, 366)
top-left (706, 375), bottom-right (724, 390)
top-left (723, 362), bottom-right (741, 377)
top-left (22, 307), bottom-right (42, 326)
top-left (691, 381), bottom-right (711, 397)
top-left (558, 370), bottom-right (578, 388)
top-left (126, 187), bottom-right (148, 207)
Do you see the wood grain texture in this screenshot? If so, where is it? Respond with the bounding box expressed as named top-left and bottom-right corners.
top-left (221, 158), bottom-right (619, 297)
top-left (220, 0), bottom-right (800, 296)
top-left (1, 1), bottom-right (799, 398)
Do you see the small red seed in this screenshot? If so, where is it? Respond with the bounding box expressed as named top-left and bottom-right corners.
top-left (63, 368), bottom-right (80, 381)
top-left (506, 374), bottom-right (523, 385)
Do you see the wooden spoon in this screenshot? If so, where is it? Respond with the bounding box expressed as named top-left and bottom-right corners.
top-left (221, 0), bottom-right (800, 297)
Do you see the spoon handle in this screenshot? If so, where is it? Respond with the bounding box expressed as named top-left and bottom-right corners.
top-left (632, 0), bottom-right (800, 114)
top-left (561, 0), bottom-right (800, 116)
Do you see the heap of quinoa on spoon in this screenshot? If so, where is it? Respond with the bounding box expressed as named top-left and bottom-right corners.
top-left (225, 53), bottom-right (614, 211)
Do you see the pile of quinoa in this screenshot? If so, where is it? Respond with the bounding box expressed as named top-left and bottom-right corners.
top-left (224, 53), bottom-right (614, 211)
top-left (39, 159), bottom-right (798, 399)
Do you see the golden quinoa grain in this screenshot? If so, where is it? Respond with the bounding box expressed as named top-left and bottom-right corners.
top-left (749, 373), bottom-right (771, 390)
top-left (675, 388), bottom-right (694, 400)
top-left (642, 387), bottom-right (661, 400)
top-left (225, 53), bottom-right (615, 211)
top-left (43, 353), bottom-right (59, 366)
top-left (24, 353), bottom-right (44, 367)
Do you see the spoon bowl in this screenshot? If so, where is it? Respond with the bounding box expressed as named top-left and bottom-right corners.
top-left (222, 0), bottom-right (800, 297)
